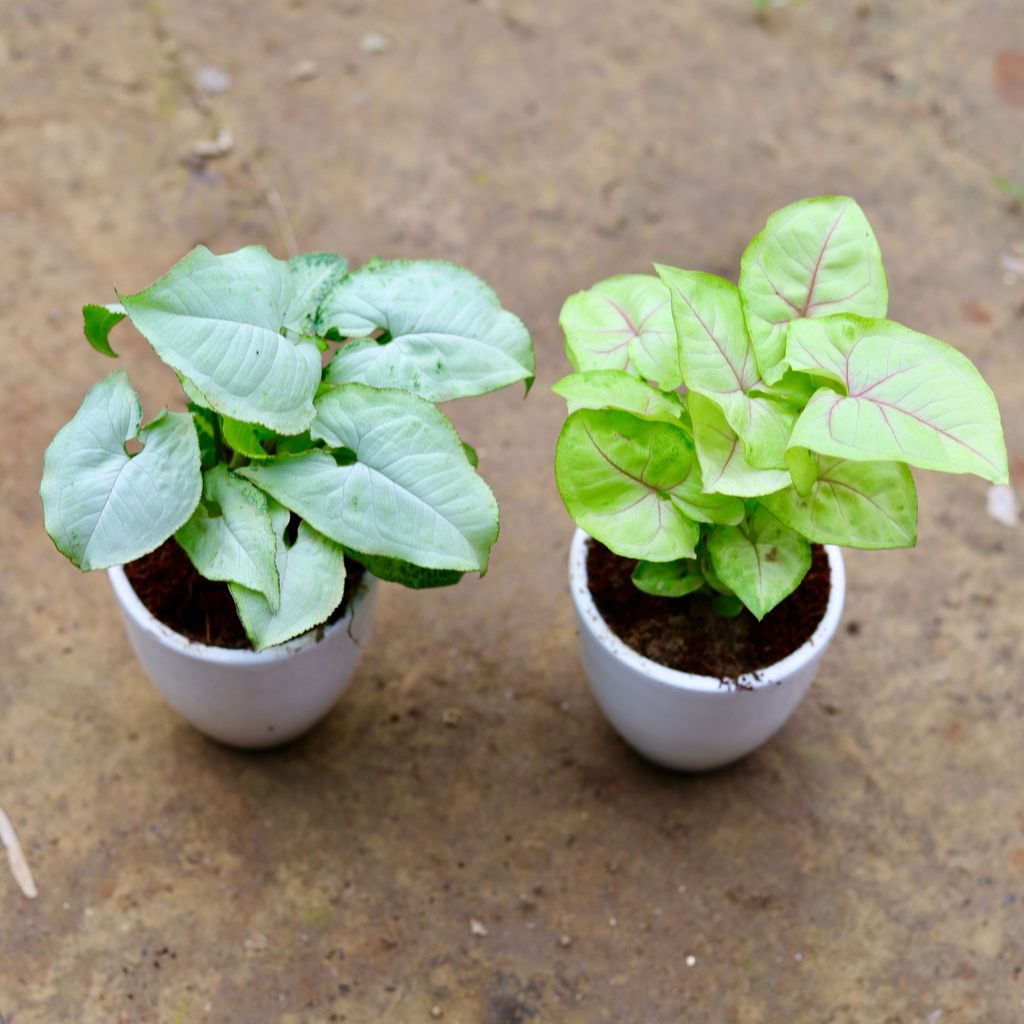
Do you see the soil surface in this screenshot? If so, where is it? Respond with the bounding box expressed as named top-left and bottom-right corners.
top-left (587, 541), bottom-right (830, 678)
top-left (124, 538), bottom-right (363, 649)
top-left (3, 2), bottom-right (1024, 1022)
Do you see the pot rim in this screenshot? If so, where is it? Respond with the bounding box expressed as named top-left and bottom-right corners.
top-left (107, 563), bottom-right (375, 666)
top-left (568, 528), bottom-right (846, 694)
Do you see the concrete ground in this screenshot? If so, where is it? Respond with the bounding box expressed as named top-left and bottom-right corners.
top-left (2, 0), bottom-right (1023, 1020)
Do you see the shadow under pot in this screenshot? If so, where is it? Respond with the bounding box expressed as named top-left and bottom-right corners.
top-left (107, 565), bottom-right (378, 749)
top-left (568, 528), bottom-right (846, 772)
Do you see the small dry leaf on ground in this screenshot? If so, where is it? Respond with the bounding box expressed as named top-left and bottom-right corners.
top-left (1001, 241), bottom-right (1024, 278)
top-left (189, 129), bottom-right (235, 160)
top-left (360, 31), bottom-right (390, 55)
top-left (195, 65), bottom-right (232, 94)
top-left (0, 805), bottom-right (38, 899)
top-left (994, 52), bottom-right (1024, 107)
top-left (289, 59), bottom-right (320, 82)
top-left (987, 484), bottom-right (1020, 527)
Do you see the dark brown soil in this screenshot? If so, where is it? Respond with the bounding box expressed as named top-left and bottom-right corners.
top-left (586, 540), bottom-right (831, 680)
top-left (124, 538), bottom-right (364, 650)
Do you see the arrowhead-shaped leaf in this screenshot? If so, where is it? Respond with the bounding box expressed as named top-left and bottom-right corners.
top-left (554, 409), bottom-right (701, 561)
top-left (119, 246), bottom-right (322, 434)
top-left (707, 506), bottom-right (812, 620)
top-left (655, 266), bottom-right (796, 469)
top-left (240, 384), bottom-right (498, 572)
top-left (787, 316), bottom-right (1009, 483)
top-left (739, 196), bottom-right (888, 382)
top-left (284, 252), bottom-right (348, 334)
top-left (176, 465), bottom-right (280, 605)
top-left (559, 275), bottom-right (680, 389)
top-left (82, 303), bottom-right (125, 358)
top-left (552, 370), bottom-right (689, 427)
top-left (41, 371), bottom-right (201, 570)
top-left (631, 558), bottom-right (706, 598)
top-left (761, 456), bottom-right (918, 549)
top-left (687, 393), bottom-right (791, 497)
top-left (230, 502), bottom-right (347, 651)
top-left (319, 260), bottom-right (534, 401)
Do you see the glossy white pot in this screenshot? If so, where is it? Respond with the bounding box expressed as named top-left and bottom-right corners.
top-left (569, 529), bottom-right (845, 772)
top-left (107, 566), bottom-right (377, 749)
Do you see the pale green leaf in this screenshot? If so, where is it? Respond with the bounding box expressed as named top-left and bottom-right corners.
top-left (787, 316), bottom-right (1009, 483)
top-left (284, 252), bottom-right (348, 334)
top-left (739, 196), bottom-right (888, 382)
top-left (631, 559), bottom-right (706, 598)
top-left (668, 489), bottom-right (745, 527)
top-left (655, 266), bottom-right (796, 468)
top-left (82, 303), bottom-right (125, 358)
top-left (761, 455), bottom-right (918, 549)
top-left (784, 445), bottom-right (820, 496)
top-left (688, 393), bottom-right (791, 497)
top-left (707, 506), bottom-right (812, 620)
top-left (552, 370), bottom-right (688, 426)
top-left (240, 384), bottom-right (498, 572)
top-left (554, 409), bottom-right (701, 561)
top-left (41, 370), bottom-right (201, 571)
top-left (119, 245), bottom-right (322, 434)
top-left (230, 502), bottom-right (347, 650)
top-left (176, 465), bottom-right (280, 604)
top-left (559, 275), bottom-right (680, 389)
top-left (178, 374), bottom-right (210, 408)
top-left (221, 416), bottom-right (271, 460)
top-left (748, 369), bottom-right (819, 409)
top-left (320, 259), bottom-right (534, 401)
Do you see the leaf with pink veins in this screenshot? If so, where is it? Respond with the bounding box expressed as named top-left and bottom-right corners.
top-left (559, 274), bottom-right (681, 390)
top-left (655, 265), bottom-right (798, 470)
top-left (739, 196), bottom-right (888, 384)
top-left (787, 315), bottom-right (1008, 483)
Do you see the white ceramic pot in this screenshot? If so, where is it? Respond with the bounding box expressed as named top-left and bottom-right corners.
top-left (568, 529), bottom-right (845, 772)
top-left (107, 566), bottom-right (378, 749)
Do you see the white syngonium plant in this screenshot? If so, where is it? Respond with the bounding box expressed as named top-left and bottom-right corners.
top-left (554, 196), bottom-right (1008, 619)
top-left (42, 247), bottom-right (534, 649)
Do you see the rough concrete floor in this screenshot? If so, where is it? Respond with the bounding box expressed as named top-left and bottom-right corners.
top-left (2, 1), bottom-right (1024, 1021)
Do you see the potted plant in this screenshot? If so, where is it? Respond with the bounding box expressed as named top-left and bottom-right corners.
top-left (554, 196), bottom-right (1007, 771)
top-left (41, 247), bottom-right (534, 747)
